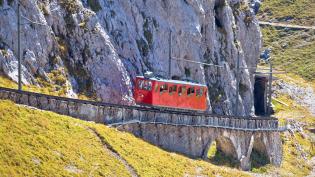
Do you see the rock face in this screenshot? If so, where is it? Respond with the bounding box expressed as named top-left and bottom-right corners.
top-left (0, 0), bottom-right (261, 115)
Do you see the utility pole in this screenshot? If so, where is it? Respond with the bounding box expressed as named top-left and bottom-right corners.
top-left (17, 0), bottom-right (22, 91)
top-left (267, 59), bottom-right (273, 115)
top-left (235, 53), bottom-right (240, 116)
top-left (168, 29), bottom-right (172, 79)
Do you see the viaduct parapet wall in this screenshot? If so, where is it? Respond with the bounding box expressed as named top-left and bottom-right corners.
top-left (0, 87), bottom-right (284, 170)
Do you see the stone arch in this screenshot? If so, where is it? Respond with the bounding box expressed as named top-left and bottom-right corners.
top-left (205, 136), bottom-right (239, 167)
top-left (250, 134), bottom-right (270, 168)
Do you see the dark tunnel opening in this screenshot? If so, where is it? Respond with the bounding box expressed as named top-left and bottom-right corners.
top-left (254, 76), bottom-right (268, 116)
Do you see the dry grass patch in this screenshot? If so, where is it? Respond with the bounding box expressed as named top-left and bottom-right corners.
top-left (0, 100), bottom-right (130, 176)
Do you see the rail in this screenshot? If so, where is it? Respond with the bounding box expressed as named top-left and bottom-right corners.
top-left (109, 120), bottom-right (288, 132)
top-left (0, 87), bottom-right (288, 132)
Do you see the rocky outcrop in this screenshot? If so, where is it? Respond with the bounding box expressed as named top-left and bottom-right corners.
top-left (274, 80), bottom-right (315, 116)
top-left (0, 0), bottom-right (261, 115)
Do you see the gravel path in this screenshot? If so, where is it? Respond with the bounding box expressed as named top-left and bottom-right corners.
top-left (259, 21), bottom-right (315, 30)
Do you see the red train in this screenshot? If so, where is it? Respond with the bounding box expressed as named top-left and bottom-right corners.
top-left (133, 76), bottom-right (208, 111)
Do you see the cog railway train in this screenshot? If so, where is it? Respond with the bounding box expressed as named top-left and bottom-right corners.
top-left (133, 76), bottom-right (208, 111)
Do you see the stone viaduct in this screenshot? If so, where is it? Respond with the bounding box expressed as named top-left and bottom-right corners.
top-left (0, 87), bottom-right (285, 170)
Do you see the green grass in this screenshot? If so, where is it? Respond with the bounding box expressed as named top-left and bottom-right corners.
top-left (261, 27), bottom-right (315, 81)
top-left (258, 0), bottom-right (315, 81)
top-left (258, 0), bottom-right (315, 26)
top-left (0, 100), bottom-right (249, 177)
top-left (0, 100), bottom-right (130, 176)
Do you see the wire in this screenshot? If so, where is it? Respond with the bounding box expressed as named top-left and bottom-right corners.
top-left (20, 14), bottom-right (46, 26)
top-left (171, 57), bottom-right (225, 68)
top-left (171, 57), bottom-right (287, 74)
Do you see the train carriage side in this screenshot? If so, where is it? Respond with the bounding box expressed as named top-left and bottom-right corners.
top-left (151, 80), bottom-right (207, 111)
top-left (134, 76), bottom-right (207, 111)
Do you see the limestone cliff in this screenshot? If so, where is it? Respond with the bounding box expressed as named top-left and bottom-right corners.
top-left (0, 0), bottom-right (261, 116)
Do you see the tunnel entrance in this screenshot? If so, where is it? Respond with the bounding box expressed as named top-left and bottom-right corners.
top-left (254, 75), bottom-right (268, 116)
top-left (206, 138), bottom-right (239, 168)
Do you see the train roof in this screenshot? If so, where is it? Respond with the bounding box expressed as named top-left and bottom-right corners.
top-left (136, 76), bottom-right (207, 87)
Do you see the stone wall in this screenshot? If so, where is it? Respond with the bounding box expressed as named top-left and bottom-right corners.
top-left (0, 87), bottom-right (281, 131)
top-left (120, 124), bottom-right (282, 170)
top-left (0, 87), bottom-right (283, 170)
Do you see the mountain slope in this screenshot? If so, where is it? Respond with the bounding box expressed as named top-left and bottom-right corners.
top-left (258, 0), bottom-right (315, 82)
top-left (0, 0), bottom-right (262, 116)
top-left (258, 0), bottom-right (315, 26)
top-left (254, 1), bottom-right (315, 176)
top-left (261, 27), bottom-right (315, 81)
top-left (0, 100), bottom-right (130, 176)
top-left (0, 100), bottom-right (249, 177)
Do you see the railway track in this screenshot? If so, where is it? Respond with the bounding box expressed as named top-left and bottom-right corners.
top-left (0, 87), bottom-right (288, 131)
top-left (0, 86), bottom-right (274, 120)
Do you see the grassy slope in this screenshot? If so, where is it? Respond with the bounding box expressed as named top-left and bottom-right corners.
top-left (256, 1), bottom-right (315, 176)
top-left (258, 0), bottom-right (315, 26)
top-left (0, 100), bottom-right (248, 177)
top-left (272, 91), bottom-right (315, 176)
top-left (0, 100), bottom-right (130, 177)
top-left (261, 27), bottom-right (315, 81)
top-left (258, 0), bottom-right (315, 82)
top-left (249, 73), bottom-right (315, 176)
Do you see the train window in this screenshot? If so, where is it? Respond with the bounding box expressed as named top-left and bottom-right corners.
top-left (160, 83), bottom-right (168, 93)
top-left (169, 85), bottom-right (177, 95)
top-left (138, 80), bottom-right (152, 91)
top-left (196, 88), bottom-right (203, 97)
top-left (178, 86), bottom-right (186, 96)
top-left (187, 87), bottom-right (195, 96)
top-left (154, 84), bottom-right (159, 92)
top-left (138, 80), bottom-right (144, 89)
top-left (143, 81), bottom-right (152, 91)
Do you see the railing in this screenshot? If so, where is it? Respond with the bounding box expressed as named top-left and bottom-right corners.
top-left (107, 113), bottom-right (288, 132)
